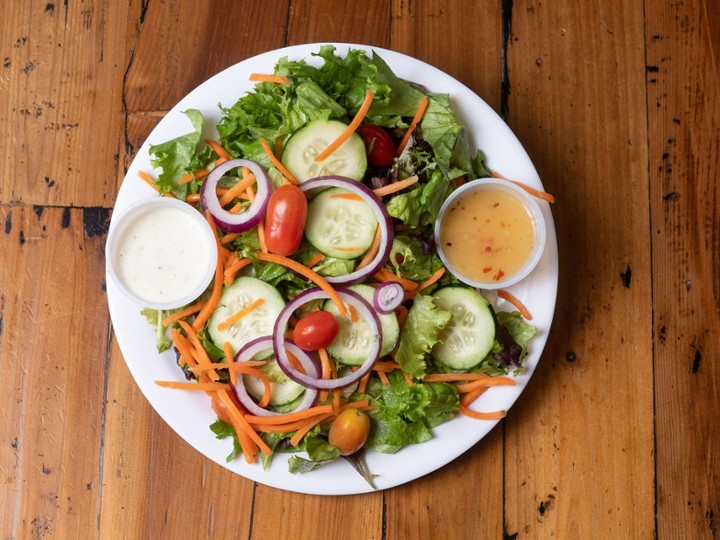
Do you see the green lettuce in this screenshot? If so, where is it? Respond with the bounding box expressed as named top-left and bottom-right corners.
top-left (389, 235), bottom-right (443, 281)
top-left (394, 294), bottom-right (451, 378)
top-left (149, 109), bottom-right (204, 198)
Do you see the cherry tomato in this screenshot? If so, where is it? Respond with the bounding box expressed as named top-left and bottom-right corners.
top-left (211, 392), bottom-right (240, 425)
top-left (292, 310), bottom-right (339, 351)
top-left (265, 183), bottom-right (308, 256)
top-left (328, 408), bottom-right (371, 456)
top-left (358, 125), bottom-right (396, 168)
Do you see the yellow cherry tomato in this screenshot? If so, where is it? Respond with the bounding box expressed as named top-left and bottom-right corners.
top-left (328, 408), bottom-right (371, 456)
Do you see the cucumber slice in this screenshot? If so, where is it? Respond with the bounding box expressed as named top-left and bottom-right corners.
top-left (243, 358), bottom-right (305, 406)
top-left (305, 187), bottom-right (378, 259)
top-left (323, 284), bottom-right (399, 365)
top-left (281, 119), bottom-right (367, 182)
top-left (207, 276), bottom-right (285, 359)
top-left (431, 287), bottom-right (496, 370)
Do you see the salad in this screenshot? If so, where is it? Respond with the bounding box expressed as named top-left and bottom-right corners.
top-left (136, 45), bottom-right (541, 486)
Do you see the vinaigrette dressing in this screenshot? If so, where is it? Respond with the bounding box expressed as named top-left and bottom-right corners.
top-left (439, 188), bottom-right (535, 285)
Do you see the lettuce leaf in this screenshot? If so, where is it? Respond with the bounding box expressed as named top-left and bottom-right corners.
top-left (149, 109), bottom-right (203, 198)
top-left (389, 235), bottom-right (443, 281)
top-left (394, 294), bottom-right (451, 378)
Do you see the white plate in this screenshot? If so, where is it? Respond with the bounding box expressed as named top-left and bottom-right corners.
top-left (107, 43), bottom-right (558, 495)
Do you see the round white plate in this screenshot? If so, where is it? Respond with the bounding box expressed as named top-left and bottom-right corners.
top-left (107, 43), bottom-right (558, 495)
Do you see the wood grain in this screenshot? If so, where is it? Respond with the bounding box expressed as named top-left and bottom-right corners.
top-left (1, 1), bottom-right (719, 538)
top-left (0, 206), bottom-right (110, 539)
top-left (502, 1), bottom-right (655, 538)
top-left (646, 0), bottom-right (720, 537)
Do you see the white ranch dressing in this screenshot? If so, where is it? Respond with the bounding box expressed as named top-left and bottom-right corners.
top-left (115, 205), bottom-right (212, 305)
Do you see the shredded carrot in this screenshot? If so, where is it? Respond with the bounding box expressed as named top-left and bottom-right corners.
top-left (372, 175), bottom-right (419, 197)
top-left (138, 171), bottom-right (175, 198)
top-left (307, 251), bottom-right (325, 268)
top-left (257, 220), bottom-right (268, 253)
top-left (411, 267), bottom-right (446, 297)
top-left (155, 380), bottom-right (228, 391)
top-left (357, 372), bottom-right (371, 394)
top-left (259, 138), bottom-right (299, 185)
top-left (497, 289), bottom-right (533, 320)
top-left (377, 370), bottom-right (391, 385)
top-left (348, 304), bottom-right (360, 323)
top-left (245, 404), bottom-right (335, 426)
top-left (329, 192), bottom-right (364, 201)
top-left (289, 413), bottom-right (334, 446)
top-left (162, 300), bottom-right (207, 327)
top-left (216, 298), bottom-right (266, 332)
top-left (356, 226), bottom-right (382, 270)
top-left (223, 257), bottom-right (252, 286)
top-left (491, 169), bottom-right (555, 204)
top-left (219, 170), bottom-right (256, 207)
top-left (249, 73), bottom-right (292, 85)
top-left (374, 267), bottom-right (418, 292)
top-left (395, 304), bottom-right (409, 328)
top-left (460, 388), bottom-right (488, 406)
top-left (221, 232), bottom-right (243, 245)
top-left (190, 360), bottom-right (268, 373)
top-left (333, 246), bottom-right (364, 253)
top-left (192, 213), bottom-right (224, 332)
top-left (423, 373), bottom-right (495, 383)
top-left (170, 328), bottom-right (198, 369)
top-left (459, 405), bottom-right (507, 420)
top-left (273, 136), bottom-right (283, 158)
top-left (216, 389), bottom-right (272, 455)
top-left (256, 252), bottom-right (347, 316)
top-left (338, 399), bottom-right (373, 411)
top-left (205, 139), bottom-right (232, 161)
top-left (314, 89), bottom-right (375, 162)
top-left (403, 372), bottom-right (414, 386)
top-left (186, 193), bottom-right (201, 204)
top-left (396, 96), bottom-right (429, 156)
top-left (178, 320), bottom-right (220, 381)
top-left (374, 360), bottom-right (402, 372)
top-left (456, 377), bottom-right (516, 393)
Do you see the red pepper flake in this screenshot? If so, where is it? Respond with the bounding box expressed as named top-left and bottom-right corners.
top-left (484, 246), bottom-right (493, 253)
top-left (482, 266), bottom-right (492, 274)
top-left (493, 269), bottom-right (505, 281)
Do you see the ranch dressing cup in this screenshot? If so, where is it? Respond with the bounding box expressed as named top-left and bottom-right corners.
top-left (435, 179), bottom-right (546, 290)
top-left (106, 197), bottom-right (218, 309)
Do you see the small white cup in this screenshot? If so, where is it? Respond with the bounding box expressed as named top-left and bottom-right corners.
top-left (106, 197), bottom-right (218, 309)
top-left (435, 178), bottom-right (546, 290)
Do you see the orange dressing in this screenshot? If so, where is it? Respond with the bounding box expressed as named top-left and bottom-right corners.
top-left (439, 188), bottom-right (535, 284)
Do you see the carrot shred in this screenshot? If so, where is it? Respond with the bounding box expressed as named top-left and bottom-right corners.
top-left (178, 320), bottom-right (220, 381)
top-left (329, 192), bottom-right (364, 201)
top-left (138, 171), bottom-right (175, 198)
top-left (223, 257), bottom-right (252, 286)
top-left (162, 300), bottom-right (207, 327)
top-left (216, 298), bottom-right (266, 332)
top-left (257, 220), bottom-right (268, 253)
top-left (216, 389), bottom-right (272, 455)
top-left (396, 96), bottom-right (429, 156)
top-left (249, 73), bottom-right (292, 85)
top-left (377, 370), bottom-right (391, 385)
top-left (192, 212), bottom-right (224, 332)
top-left (245, 404), bottom-right (335, 426)
top-left (374, 267), bottom-right (418, 292)
top-left (289, 413), bottom-right (334, 446)
top-left (170, 328), bottom-right (198, 369)
top-left (259, 138), bottom-right (299, 185)
top-left (221, 232), bottom-right (243, 245)
top-left (490, 169), bottom-right (555, 204)
top-left (219, 170), bottom-right (256, 207)
top-left (307, 251), bottom-right (325, 268)
top-left (314, 89), bottom-right (375, 162)
top-left (155, 380), bottom-right (228, 391)
top-left (460, 388), bottom-right (489, 406)
top-left (409, 267), bottom-right (446, 298)
top-left (357, 372), bottom-right (371, 394)
top-left (459, 405), bottom-right (507, 420)
top-left (205, 139), bottom-right (232, 160)
top-left (497, 289), bottom-right (533, 320)
top-left (356, 226), bottom-right (381, 270)
top-left (423, 373), bottom-right (495, 383)
top-left (273, 136), bottom-right (283, 158)
top-left (372, 175), bottom-right (419, 197)
top-left (255, 252), bottom-right (347, 316)
top-left (456, 377), bottom-right (517, 393)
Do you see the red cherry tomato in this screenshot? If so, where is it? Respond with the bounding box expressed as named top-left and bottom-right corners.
top-left (211, 392), bottom-right (240, 425)
top-left (292, 310), bottom-right (339, 351)
top-left (358, 125), bottom-right (396, 168)
top-left (264, 183), bottom-right (308, 256)
top-left (328, 408), bottom-right (371, 456)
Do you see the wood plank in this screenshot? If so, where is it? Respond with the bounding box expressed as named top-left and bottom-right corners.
top-left (501, 2), bottom-right (655, 538)
top-left (384, 2), bottom-right (506, 538)
top-left (646, 1), bottom-right (720, 537)
top-left (0, 206), bottom-right (110, 540)
top-left (0, 0), bottom-right (134, 207)
top-left (123, 0), bottom-right (290, 115)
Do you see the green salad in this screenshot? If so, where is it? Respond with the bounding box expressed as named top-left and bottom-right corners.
top-left (141, 45), bottom-right (537, 485)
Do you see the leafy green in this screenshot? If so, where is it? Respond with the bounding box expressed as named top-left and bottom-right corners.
top-left (385, 169), bottom-right (451, 227)
top-left (389, 235), bottom-right (443, 281)
top-left (140, 309), bottom-right (172, 352)
top-left (394, 294), bottom-right (452, 378)
top-left (288, 433), bottom-right (341, 473)
top-left (209, 419), bottom-right (242, 462)
top-left (492, 311), bottom-right (538, 369)
top-left (149, 109), bottom-right (204, 198)
top-left (363, 371), bottom-right (459, 453)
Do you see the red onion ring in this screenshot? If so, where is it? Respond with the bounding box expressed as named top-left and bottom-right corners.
top-left (230, 336), bottom-right (319, 417)
top-left (200, 158), bottom-right (272, 232)
top-left (299, 176), bottom-right (393, 285)
top-left (373, 281), bottom-right (404, 314)
top-left (273, 287), bottom-right (382, 390)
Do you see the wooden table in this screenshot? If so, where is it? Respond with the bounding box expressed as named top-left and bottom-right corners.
top-left (1, 1), bottom-right (718, 538)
